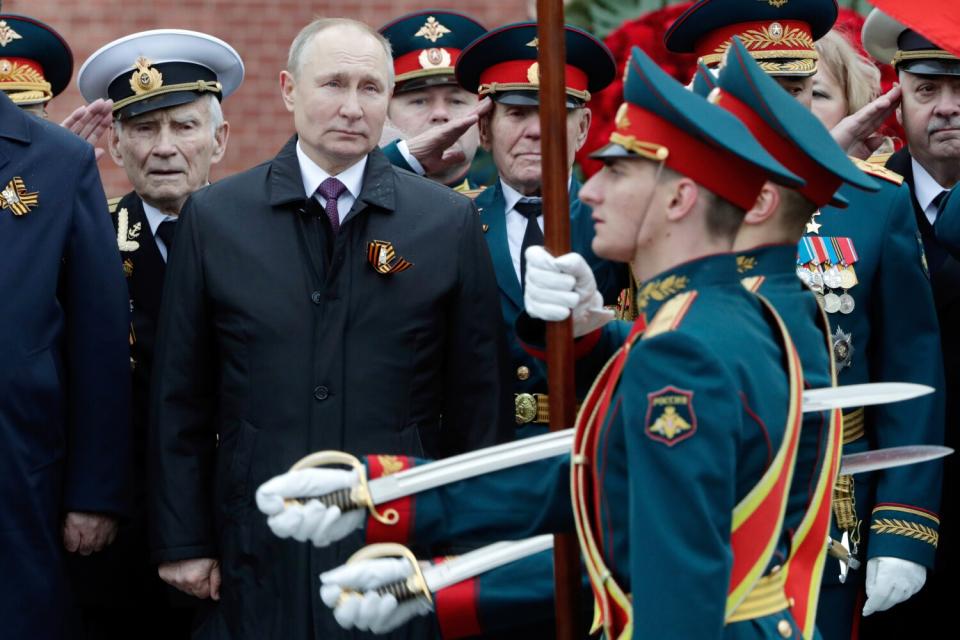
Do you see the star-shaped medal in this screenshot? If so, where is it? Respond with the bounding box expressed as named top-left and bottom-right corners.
top-left (806, 210), bottom-right (822, 234)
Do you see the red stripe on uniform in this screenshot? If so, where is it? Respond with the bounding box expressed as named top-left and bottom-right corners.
top-left (435, 578), bottom-right (482, 639)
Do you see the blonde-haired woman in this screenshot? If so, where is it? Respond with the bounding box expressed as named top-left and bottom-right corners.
top-left (814, 29), bottom-right (896, 156)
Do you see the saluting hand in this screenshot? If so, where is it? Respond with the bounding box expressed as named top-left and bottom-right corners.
top-left (60, 98), bottom-right (114, 161)
top-left (403, 97), bottom-right (492, 175)
top-left (831, 85), bottom-right (901, 160)
top-left (62, 511), bottom-right (118, 555)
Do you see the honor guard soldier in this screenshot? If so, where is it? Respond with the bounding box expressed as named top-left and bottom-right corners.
top-left (0, 12), bottom-right (71, 117)
top-left (69, 29), bottom-right (242, 639)
top-left (665, 1), bottom-right (946, 636)
top-left (378, 10), bottom-right (488, 192)
top-left (861, 9), bottom-right (960, 634)
top-left (257, 46), bottom-right (814, 639)
top-left (408, 44), bottom-right (882, 640)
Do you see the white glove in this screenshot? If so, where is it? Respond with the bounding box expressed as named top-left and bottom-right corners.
top-left (862, 556), bottom-right (927, 616)
top-left (524, 246), bottom-right (614, 337)
top-left (320, 558), bottom-right (433, 634)
top-left (255, 468), bottom-right (364, 546)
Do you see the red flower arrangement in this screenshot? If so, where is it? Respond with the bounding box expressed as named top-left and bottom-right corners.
top-left (578, 5), bottom-right (901, 177)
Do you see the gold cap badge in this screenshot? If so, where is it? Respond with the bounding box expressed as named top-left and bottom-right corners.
top-left (129, 57), bottom-right (163, 95)
top-left (0, 20), bottom-right (23, 48)
top-left (415, 17), bottom-right (451, 43)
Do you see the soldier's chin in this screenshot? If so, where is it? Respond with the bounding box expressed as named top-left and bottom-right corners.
top-left (592, 233), bottom-right (632, 264)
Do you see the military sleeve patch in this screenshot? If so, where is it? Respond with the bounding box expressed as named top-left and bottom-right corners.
top-left (645, 386), bottom-right (697, 446)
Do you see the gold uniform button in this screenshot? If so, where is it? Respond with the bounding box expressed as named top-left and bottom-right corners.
top-left (517, 366), bottom-right (530, 380)
top-left (777, 619), bottom-right (792, 638)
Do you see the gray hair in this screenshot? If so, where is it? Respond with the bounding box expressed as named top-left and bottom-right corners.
top-left (287, 17), bottom-right (395, 88)
top-left (114, 93), bottom-right (224, 137)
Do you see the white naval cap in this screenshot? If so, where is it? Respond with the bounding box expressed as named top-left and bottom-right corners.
top-left (77, 28), bottom-right (244, 119)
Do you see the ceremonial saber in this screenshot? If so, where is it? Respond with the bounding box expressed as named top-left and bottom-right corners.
top-left (340, 536), bottom-right (557, 606)
top-left (286, 382), bottom-right (935, 519)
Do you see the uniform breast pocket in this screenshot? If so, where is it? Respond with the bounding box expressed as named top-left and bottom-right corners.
top-left (6, 347), bottom-right (66, 471)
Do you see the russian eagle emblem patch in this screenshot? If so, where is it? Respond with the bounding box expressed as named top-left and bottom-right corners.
top-left (645, 386), bottom-right (696, 446)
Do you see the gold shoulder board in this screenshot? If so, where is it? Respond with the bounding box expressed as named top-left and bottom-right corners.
top-left (850, 156), bottom-right (904, 186)
top-left (740, 275), bottom-right (765, 293)
top-left (107, 196), bottom-right (123, 214)
top-left (643, 290), bottom-right (698, 340)
top-left (459, 186), bottom-right (488, 200)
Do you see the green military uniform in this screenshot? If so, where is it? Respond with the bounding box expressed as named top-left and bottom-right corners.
top-left (666, 4), bottom-right (946, 637)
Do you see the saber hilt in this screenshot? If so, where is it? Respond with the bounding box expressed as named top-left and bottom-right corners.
top-left (338, 543), bottom-right (433, 606)
top-left (292, 487), bottom-right (360, 512)
top-left (283, 451), bottom-right (398, 525)
top-left (374, 577), bottom-right (420, 603)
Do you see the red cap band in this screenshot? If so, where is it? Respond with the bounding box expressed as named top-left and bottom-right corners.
top-left (715, 90), bottom-right (840, 207)
top-left (394, 47), bottom-right (462, 82)
top-left (612, 102), bottom-right (769, 211)
top-left (478, 59), bottom-right (589, 99)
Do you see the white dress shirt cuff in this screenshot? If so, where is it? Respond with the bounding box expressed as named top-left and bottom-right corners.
top-left (396, 140), bottom-right (426, 176)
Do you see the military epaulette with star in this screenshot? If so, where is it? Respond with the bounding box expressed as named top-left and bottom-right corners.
top-left (850, 156), bottom-right (904, 186)
top-left (107, 196), bottom-right (123, 215)
top-left (643, 290), bottom-right (698, 339)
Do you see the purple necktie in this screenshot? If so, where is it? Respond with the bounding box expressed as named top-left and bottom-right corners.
top-left (317, 177), bottom-right (347, 235)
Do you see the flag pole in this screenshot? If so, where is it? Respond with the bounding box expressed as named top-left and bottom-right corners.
top-left (535, 1), bottom-right (582, 638)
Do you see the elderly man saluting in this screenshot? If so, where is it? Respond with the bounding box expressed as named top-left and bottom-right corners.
top-left (148, 17), bottom-right (510, 639)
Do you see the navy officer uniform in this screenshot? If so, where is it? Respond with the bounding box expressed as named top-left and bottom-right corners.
top-left (0, 85), bottom-right (131, 639)
top-left (667, 3), bottom-right (946, 637)
top-left (68, 29), bottom-right (244, 638)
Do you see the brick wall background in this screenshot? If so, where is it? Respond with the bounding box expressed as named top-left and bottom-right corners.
top-left (7, 0), bottom-right (530, 196)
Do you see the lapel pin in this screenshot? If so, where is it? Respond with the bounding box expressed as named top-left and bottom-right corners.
top-left (367, 240), bottom-right (413, 275)
top-left (1, 176), bottom-right (39, 216)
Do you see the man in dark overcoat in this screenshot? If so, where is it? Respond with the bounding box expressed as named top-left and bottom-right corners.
top-left (0, 89), bottom-right (131, 639)
top-left (148, 17), bottom-right (511, 640)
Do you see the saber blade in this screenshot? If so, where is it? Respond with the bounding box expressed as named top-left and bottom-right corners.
top-left (421, 535), bottom-right (555, 592)
top-left (839, 445), bottom-right (953, 476)
top-left (801, 382), bottom-right (933, 413)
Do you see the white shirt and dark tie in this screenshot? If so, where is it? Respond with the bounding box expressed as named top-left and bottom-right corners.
top-left (296, 140), bottom-right (367, 230)
top-left (501, 179), bottom-right (546, 285)
top-left (143, 201), bottom-right (179, 262)
top-left (912, 157), bottom-right (950, 226)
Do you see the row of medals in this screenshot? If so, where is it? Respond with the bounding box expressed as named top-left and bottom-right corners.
top-left (796, 263), bottom-right (856, 314)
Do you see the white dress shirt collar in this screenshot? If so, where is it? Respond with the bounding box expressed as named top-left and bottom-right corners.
top-left (142, 199), bottom-right (178, 261)
top-left (912, 157), bottom-right (949, 225)
top-left (297, 140), bottom-right (367, 205)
